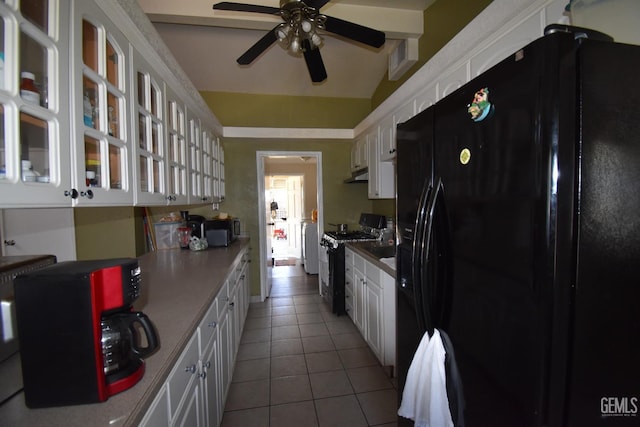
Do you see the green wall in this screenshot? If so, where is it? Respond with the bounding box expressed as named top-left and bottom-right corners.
top-left (200, 92), bottom-right (371, 129)
top-left (74, 207), bottom-right (145, 260)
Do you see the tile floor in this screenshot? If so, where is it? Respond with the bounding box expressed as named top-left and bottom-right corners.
top-left (221, 262), bottom-right (398, 427)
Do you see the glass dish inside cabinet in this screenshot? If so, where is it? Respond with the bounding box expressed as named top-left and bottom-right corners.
top-left (20, 30), bottom-right (48, 109)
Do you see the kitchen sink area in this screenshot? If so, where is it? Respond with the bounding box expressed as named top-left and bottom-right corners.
top-left (347, 241), bottom-right (396, 276)
top-left (360, 243), bottom-right (396, 260)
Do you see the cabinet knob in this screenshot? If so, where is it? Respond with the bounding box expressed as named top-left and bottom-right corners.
top-left (185, 364), bottom-right (197, 374)
top-left (204, 361), bottom-right (211, 369)
top-left (4, 240), bottom-right (16, 246)
top-left (64, 189), bottom-right (79, 199)
top-left (208, 321), bottom-right (217, 328)
top-left (198, 371), bottom-right (207, 379)
top-left (389, 148), bottom-right (397, 154)
top-left (80, 190), bottom-right (94, 199)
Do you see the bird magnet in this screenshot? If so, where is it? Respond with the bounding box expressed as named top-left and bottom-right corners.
top-left (467, 87), bottom-right (494, 122)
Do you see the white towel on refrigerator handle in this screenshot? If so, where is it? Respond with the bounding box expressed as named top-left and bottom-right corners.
top-left (398, 329), bottom-right (454, 427)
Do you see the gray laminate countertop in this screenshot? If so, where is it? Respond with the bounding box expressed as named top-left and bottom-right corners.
top-left (0, 238), bottom-right (250, 427)
top-left (346, 241), bottom-right (397, 278)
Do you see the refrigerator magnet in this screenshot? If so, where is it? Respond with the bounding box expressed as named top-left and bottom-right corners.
top-left (468, 87), bottom-right (494, 122)
top-left (460, 148), bottom-right (471, 165)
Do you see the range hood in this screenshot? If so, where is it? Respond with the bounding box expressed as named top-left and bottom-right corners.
top-left (344, 168), bottom-right (368, 183)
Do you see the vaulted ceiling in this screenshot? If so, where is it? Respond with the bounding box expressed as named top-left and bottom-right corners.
top-left (137, 0), bottom-right (435, 99)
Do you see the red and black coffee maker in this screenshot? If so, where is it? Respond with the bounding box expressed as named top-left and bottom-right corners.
top-left (13, 258), bottom-right (159, 408)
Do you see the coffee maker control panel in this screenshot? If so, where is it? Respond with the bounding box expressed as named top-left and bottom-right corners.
top-left (125, 264), bottom-right (142, 303)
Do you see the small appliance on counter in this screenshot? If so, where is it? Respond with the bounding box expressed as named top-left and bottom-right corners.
top-left (0, 255), bottom-right (57, 405)
top-left (13, 258), bottom-right (159, 408)
top-left (186, 214), bottom-right (205, 239)
top-left (204, 217), bottom-right (240, 247)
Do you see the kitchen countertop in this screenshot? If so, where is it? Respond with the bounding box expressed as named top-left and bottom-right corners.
top-left (346, 241), bottom-right (397, 278)
top-left (0, 238), bottom-right (250, 427)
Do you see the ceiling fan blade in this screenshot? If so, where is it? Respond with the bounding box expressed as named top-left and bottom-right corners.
top-left (302, 40), bottom-right (327, 83)
top-left (306, 0), bottom-right (330, 9)
top-left (212, 2), bottom-right (281, 15)
top-left (323, 16), bottom-right (385, 48)
top-left (237, 26), bottom-right (279, 65)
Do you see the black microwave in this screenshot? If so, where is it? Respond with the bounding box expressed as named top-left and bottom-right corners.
top-left (204, 218), bottom-right (240, 247)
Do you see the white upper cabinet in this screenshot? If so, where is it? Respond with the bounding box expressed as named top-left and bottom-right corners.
top-left (165, 87), bottom-right (189, 205)
top-left (350, 136), bottom-right (368, 173)
top-left (367, 129), bottom-right (394, 199)
top-left (0, 0), bottom-right (224, 209)
top-left (72, 4), bottom-right (133, 205)
top-left (132, 52), bottom-right (169, 206)
top-left (188, 116), bottom-right (204, 204)
top-left (0, 0), bottom-right (73, 207)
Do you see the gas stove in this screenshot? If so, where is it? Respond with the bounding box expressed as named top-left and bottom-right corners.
top-left (321, 213), bottom-right (386, 250)
top-left (321, 213), bottom-right (387, 316)
top-left (321, 230), bottom-right (379, 249)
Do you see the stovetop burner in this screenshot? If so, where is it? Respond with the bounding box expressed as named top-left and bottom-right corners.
top-left (324, 230), bottom-right (376, 240)
top-left (321, 230), bottom-right (379, 249)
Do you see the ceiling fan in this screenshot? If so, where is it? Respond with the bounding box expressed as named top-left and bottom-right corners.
top-left (212, 1), bottom-right (386, 83)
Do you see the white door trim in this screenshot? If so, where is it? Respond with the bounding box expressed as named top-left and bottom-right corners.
top-left (256, 151), bottom-right (324, 302)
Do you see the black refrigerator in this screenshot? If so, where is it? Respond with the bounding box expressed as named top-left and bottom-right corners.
top-left (395, 27), bottom-right (640, 427)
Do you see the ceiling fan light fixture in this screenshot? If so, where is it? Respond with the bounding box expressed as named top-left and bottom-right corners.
top-left (213, 0), bottom-right (385, 83)
top-left (272, 1), bottom-right (327, 55)
top-left (311, 32), bottom-right (323, 47)
top-left (275, 23), bottom-right (291, 41)
top-left (290, 35), bottom-right (302, 53)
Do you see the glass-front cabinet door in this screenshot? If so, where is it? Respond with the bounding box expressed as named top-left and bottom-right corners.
top-left (211, 135), bottom-right (221, 202)
top-left (0, 0), bottom-right (72, 207)
top-left (133, 52), bottom-right (170, 205)
top-left (201, 128), bottom-right (214, 204)
top-left (165, 89), bottom-right (188, 205)
top-left (218, 139), bottom-right (225, 202)
top-left (72, 7), bottom-right (132, 205)
top-left (188, 117), bottom-right (205, 204)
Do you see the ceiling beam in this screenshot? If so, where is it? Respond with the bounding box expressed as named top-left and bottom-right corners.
top-left (139, 0), bottom-right (424, 40)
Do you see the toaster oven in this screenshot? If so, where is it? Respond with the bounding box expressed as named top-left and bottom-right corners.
top-left (0, 255), bottom-right (57, 405)
top-left (204, 218), bottom-right (240, 247)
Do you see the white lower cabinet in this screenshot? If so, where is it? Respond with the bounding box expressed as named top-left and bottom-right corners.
top-left (140, 248), bottom-right (250, 427)
top-left (364, 270), bottom-right (383, 362)
top-left (173, 372), bottom-right (204, 427)
top-left (139, 385), bottom-right (169, 427)
top-left (168, 332), bottom-right (201, 424)
top-left (344, 248), bottom-right (396, 370)
top-left (202, 330), bottom-right (220, 427)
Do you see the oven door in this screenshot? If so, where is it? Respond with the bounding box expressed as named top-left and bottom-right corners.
top-left (326, 244), bottom-right (346, 316)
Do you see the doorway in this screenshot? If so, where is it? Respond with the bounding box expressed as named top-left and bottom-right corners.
top-left (266, 174), bottom-right (304, 264)
top-left (257, 152), bottom-right (323, 301)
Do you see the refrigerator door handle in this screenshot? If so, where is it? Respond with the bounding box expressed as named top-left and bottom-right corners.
top-left (412, 178), bottom-right (432, 336)
top-left (428, 178), bottom-right (453, 332)
top-left (420, 177), bottom-right (449, 337)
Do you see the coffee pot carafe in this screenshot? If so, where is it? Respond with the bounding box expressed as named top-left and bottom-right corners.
top-left (101, 311), bottom-right (158, 375)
